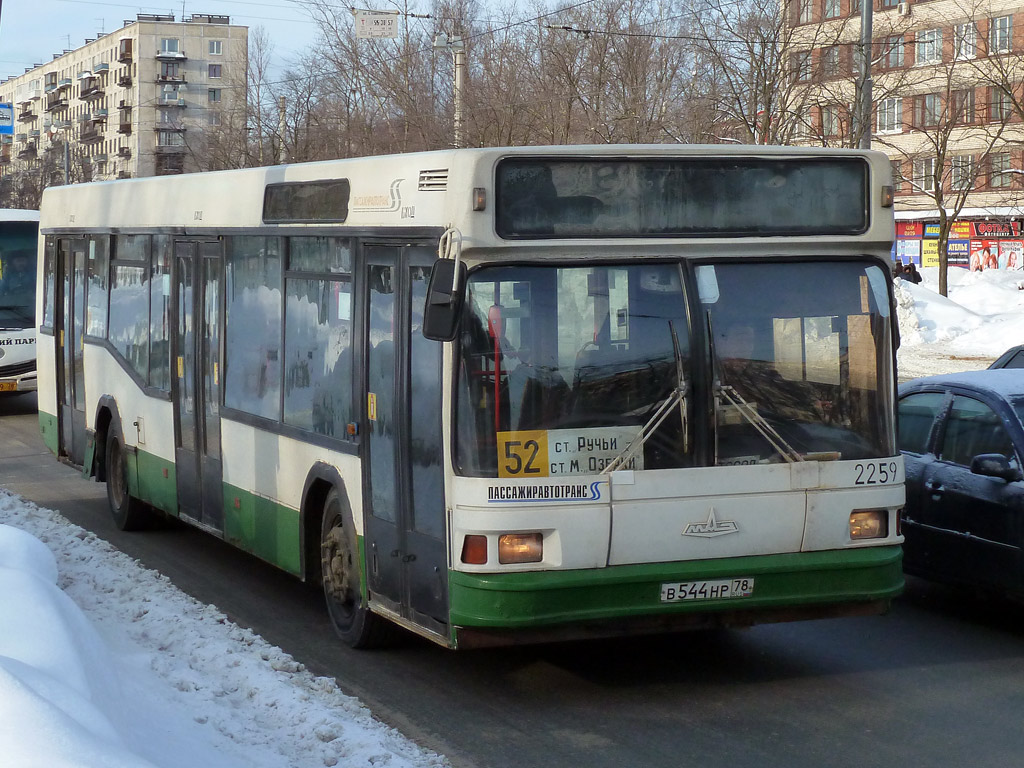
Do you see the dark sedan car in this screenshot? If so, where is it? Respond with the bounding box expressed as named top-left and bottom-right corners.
top-left (989, 345), bottom-right (1024, 370)
top-left (897, 370), bottom-right (1024, 595)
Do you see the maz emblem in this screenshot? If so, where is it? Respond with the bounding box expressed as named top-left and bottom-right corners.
top-left (682, 507), bottom-right (739, 538)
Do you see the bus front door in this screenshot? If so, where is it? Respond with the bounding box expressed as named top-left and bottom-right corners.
top-left (54, 238), bottom-right (87, 465)
top-left (173, 240), bottom-right (224, 532)
top-left (363, 245), bottom-right (448, 636)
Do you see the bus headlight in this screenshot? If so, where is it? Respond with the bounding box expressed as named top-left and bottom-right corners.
top-left (498, 533), bottom-right (543, 564)
top-left (849, 510), bottom-right (888, 540)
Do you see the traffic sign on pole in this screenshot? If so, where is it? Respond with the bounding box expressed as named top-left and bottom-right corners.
top-left (353, 9), bottom-right (399, 39)
top-left (0, 104), bottom-right (14, 135)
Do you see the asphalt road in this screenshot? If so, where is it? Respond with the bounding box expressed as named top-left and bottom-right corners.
top-left (3, 391), bottom-right (1024, 768)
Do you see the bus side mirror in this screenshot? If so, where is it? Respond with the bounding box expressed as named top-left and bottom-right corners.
top-left (423, 258), bottom-right (466, 342)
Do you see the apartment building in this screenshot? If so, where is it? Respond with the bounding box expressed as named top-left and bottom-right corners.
top-left (789, 0), bottom-right (1024, 268)
top-left (0, 13), bottom-right (247, 184)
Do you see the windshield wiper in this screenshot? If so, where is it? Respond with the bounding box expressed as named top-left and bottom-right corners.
top-left (602, 321), bottom-right (689, 475)
top-left (708, 311), bottom-right (804, 465)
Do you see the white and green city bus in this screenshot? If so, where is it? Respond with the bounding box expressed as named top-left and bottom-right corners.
top-left (37, 145), bottom-right (904, 649)
top-left (1, 209), bottom-right (40, 395)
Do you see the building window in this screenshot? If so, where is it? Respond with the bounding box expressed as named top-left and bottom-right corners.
top-left (990, 152), bottom-right (1012, 187)
top-left (951, 89), bottom-right (975, 124)
top-left (877, 97), bottom-right (902, 133)
top-left (916, 29), bottom-right (943, 65)
top-left (821, 105), bottom-right (839, 137)
top-left (824, 0), bottom-right (840, 19)
top-left (990, 16), bottom-right (1013, 53)
top-left (793, 51), bottom-right (812, 81)
top-left (208, 111), bottom-right (222, 126)
top-left (890, 159), bottom-right (903, 192)
top-left (208, 88), bottom-right (222, 103)
top-left (160, 38), bottom-right (180, 54)
top-left (159, 62), bottom-right (181, 79)
top-left (209, 40), bottom-right (223, 55)
top-left (797, 0), bottom-right (812, 24)
top-left (208, 64), bottom-right (222, 79)
top-left (880, 0), bottom-right (898, 7)
top-left (851, 0), bottom-right (861, 11)
top-left (954, 22), bottom-right (977, 60)
top-left (951, 155), bottom-right (975, 190)
top-left (881, 35), bottom-right (904, 69)
top-left (914, 93), bottom-right (940, 127)
top-left (821, 46), bottom-right (841, 77)
top-left (157, 130), bottom-right (184, 147)
top-left (913, 157), bottom-right (936, 192)
top-left (990, 86), bottom-right (1012, 121)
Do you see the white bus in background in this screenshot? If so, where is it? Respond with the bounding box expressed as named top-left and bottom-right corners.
top-left (0, 209), bottom-right (39, 395)
top-left (36, 145), bottom-right (904, 649)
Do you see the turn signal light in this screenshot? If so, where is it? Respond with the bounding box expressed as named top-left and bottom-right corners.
top-left (461, 535), bottom-right (488, 565)
top-left (850, 510), bottom-right (888, 540)
top-left (498, 532), bottom-right (543, 564)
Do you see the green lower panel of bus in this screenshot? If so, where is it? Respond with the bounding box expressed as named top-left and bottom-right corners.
top-left (222, 482), bottom-right (302, 577)
top-left (449, 546), bottom-right (903, 631)
top-left (39, 411), bottom-right (58, 456)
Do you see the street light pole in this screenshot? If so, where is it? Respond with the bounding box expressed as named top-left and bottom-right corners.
top-left (433, 34), bottom-right (466, 148)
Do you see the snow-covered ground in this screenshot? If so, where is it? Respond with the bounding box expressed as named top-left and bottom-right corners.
top-left (0, 265), bottom-right (1020, 767)
top-left (0, 496), bottom-right (446, 768)
top-left (895, 266), bottom-right (1024, 380)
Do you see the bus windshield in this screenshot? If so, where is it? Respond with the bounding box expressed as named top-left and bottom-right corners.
top-left (455, 259), bottom-right (894, 477)
top-left (0, 222), bottom-right (39, 329)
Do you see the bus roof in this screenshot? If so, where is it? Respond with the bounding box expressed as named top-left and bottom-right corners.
top-left (38, 145), bottom-right (894, 256)
top-left (0, 209), bottom-right (40, 222)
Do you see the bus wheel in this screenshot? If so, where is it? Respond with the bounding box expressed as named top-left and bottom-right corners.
top-left (320, 488), bottom-right (393, 649)
top-left (105, 431), bottom-right (146, 531)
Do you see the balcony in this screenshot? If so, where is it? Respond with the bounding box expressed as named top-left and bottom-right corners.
top-left (156, 74), bottom-right (187, 85)
top-left (17, 143), bottom-right (37, 159)
top-left (118, 120), bottom-right (132, 135)
top-left (118, 39), bottom-right (133, 63)
top-left (117, 171), bottom-right (132, 179)
top-left (0, 154), bottom-right (10, 165)
top-left (80, 127), bottom-right (104, 144)
top-left (117, 146), bottom-right (131, 159)
top-left (155, 49), bottom-right (187, 61)
top-left (29, 129), bottom-right (40, 139)
top-left (17, 108), bottom-right (36, 122)
top-left (159, 96), bottom-right (187, 108)
top-left (95, 62), bottom-right (109, 73)
top-left (92, 108), bottom-right (108, 122)
top-left (80, 77), bottom-right (105, 100)
top-left (44, 93), bottom-right (68, 112)
top-left (118, 74), bottom-right (132, 88)
top-left (155, 143), bottom-right (187, 155)
top-left (58, 77), bottom-right (72, 90)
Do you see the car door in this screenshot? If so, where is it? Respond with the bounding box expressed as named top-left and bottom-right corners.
top-left (925, 393), bottom-right (1024, 592)
top-left (897, 389), bottom-right (950, 576)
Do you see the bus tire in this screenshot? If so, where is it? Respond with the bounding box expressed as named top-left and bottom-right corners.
top-left (320, 488), bottom-right (394, 649)
top-left (105, 431), bottom-right (147, 531)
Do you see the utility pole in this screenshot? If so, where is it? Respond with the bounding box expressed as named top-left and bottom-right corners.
top-left (278, 96), bottom-right (287, 163)
top-left (857, 0), bottom-right (874, 149)
top-left (433, 34), bottom-right (466, 148)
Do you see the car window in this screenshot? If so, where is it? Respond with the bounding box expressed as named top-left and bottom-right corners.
top-left (938, 395), bottom-right (1019, 468)
top-left (898, 391), bottom-right (946, 454)
top-left (1004, 350), bottom-right (1024, 369)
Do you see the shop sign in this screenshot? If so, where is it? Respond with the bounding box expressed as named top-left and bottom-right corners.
top-left (999, 240), bottom-right (1024, 271)
top-left (923, 223), bottom-right (942, 237)
top-left (950, 221), bottom-right (972, 239)
top-left (972, 221), bottom-right (1021, 238)
top-left (947, 240), bottom-right (970, 268)
top-left (896, 239), bottom-right (921, 264)
top-left (896, 222), bottom-right (922, 238)
top-left (921, 239), bottom-right (940, 267)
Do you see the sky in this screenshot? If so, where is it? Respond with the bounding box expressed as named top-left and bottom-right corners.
top-left (0, 0), bottom-right (322, 82)
top-left (0, 264), bottom-right (1021, 767)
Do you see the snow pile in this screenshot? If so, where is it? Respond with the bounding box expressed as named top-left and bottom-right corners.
top-left (0, 493), bottom-right (447, 768)
top-left (895, 267), bottom-right (1024, 380)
